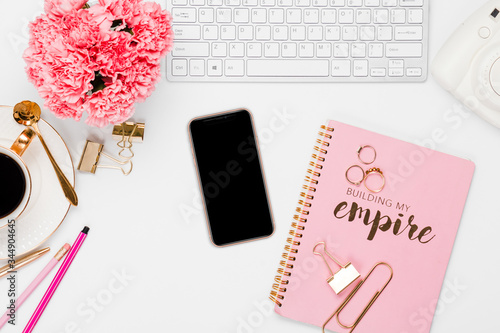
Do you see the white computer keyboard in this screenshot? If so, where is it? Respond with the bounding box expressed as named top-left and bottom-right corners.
top-left (166, 0), bottom-right (428, 82)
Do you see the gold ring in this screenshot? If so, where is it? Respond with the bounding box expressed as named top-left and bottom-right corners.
top-left (345, 165), bottom-right (365, 186)
top-left (364, 168), bottom-right (385, 193)
top-left (357, 145), bottom-right (377, 165)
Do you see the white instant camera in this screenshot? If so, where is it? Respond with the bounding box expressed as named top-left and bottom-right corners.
top-left (432, 0), bottom-right (500, 128)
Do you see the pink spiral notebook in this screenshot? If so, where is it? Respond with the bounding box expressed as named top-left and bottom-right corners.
top-left (269, 120), bottom-right (475, 332)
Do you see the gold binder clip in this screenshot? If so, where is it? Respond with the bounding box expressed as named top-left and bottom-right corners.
top-left (313, 242), bottom-right (361, 295)
top-left (77, 140), bottom-right (133, 175)
top-left (322, 262), bottom-right (394, 333)
top-left (112, 122), bottom-right (144, 160)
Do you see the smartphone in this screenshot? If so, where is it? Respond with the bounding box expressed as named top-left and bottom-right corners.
top-left (189, 109), bottom-right (274, 247)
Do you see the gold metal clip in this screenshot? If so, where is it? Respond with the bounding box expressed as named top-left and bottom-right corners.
top-left (77, 140), bottom-right (133, 175)
top-left (112, 122), bottom-right (144, 160)
top-left (313, 242), bottom-right (361, 295)
top-left (322, 262), bottom-right (394, 333)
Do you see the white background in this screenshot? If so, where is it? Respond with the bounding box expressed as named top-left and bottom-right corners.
top-left (0, 0), bottom-right (499, 332)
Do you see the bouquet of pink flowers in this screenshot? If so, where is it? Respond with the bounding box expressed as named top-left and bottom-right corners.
top-left (24, 0), bottom-right (173, 127)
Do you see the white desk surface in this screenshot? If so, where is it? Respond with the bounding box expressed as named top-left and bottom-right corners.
top-left (0, 0), bottom-right (499, 332)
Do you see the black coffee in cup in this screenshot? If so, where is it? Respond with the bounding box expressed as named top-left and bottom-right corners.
top-left (0, 153), bottom-right (26, 218)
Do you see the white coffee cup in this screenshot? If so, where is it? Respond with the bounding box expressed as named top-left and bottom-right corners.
top-left (0, 128), bottom-right (36, 228)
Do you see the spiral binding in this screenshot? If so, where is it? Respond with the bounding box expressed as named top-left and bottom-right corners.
top-left (269, 124), bottom-right (334, 307)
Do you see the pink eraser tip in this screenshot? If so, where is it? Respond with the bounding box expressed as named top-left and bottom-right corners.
top-left (63, 243), bottom-right (71, 250)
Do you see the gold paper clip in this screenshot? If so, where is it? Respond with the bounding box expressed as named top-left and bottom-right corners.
top-left (112, 122), bottom-right (144, 160)
top-left (77, 140), bottom-right (133, 175)
top-left (322, 262), bottom-right (394, 333)
top-left (313, 242), bottom-right (361, 295)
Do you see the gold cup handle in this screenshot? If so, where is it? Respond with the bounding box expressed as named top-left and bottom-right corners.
top-left (10, 128), bottom-right (36, 157)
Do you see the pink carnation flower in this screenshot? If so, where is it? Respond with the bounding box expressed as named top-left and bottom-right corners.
top-left (24, 0), bottom-right (173, 127)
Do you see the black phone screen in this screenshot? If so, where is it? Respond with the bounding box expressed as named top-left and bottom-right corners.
top-left (189, 110), bottom-right (274, 246)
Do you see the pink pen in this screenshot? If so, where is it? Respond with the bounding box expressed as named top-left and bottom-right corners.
top-left (0, 243), bottom-right (71, 328)
top-left (23, 227), bottom-right (90, 333)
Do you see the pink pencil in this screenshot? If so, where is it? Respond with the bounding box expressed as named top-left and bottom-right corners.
top-left (23, 227), bottom-right (90, 333)
top-left (0, 243), bottom-right (70, 328)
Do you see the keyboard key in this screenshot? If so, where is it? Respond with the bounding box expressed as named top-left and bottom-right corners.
top-left (225, 0), bottom-right (240, 5)
top-left (256, 25), bottom-right (271, 40)
top-left (386, 42), bottom-right (422, 57)
top-left (343, 26), bottom-right (358, 40)
top-left (333, 43), bottom-right (349, 57)
top-left (394, 26), bottom-right (423, 40)
top-left (353, 60), bottom-right (368, 76)
top-left (172, 42), bottom-right (210, 57)
top-left (199, 8), bottom-right (214, 23)
top-left (348, 0), bottom-right (363, 7)
top-left (238, 26), bottom-right (253, 40)
top-left (407, 67), bottom-right (422, 77)
top-left (304, 9), bottom-right (320, 23)
top-left (225, 60), bottom-right (245, 76)
top-left (287, 9), bottom-right (302, 23)
top-left (273, 26), bottom-right (289, 40)
top-left (371, 68), bottom-right (386, 77)
top-left (172, 8), bottom-right (197, 23)
top-left (351, 43), bottom-right (366, 57)
top-left (374, 9), bottom-right (389, 23)
top-left (360, 26), bottom-right (375, 40)
top-left (394, 26), bottom-right (423, 41)
top-left (282, 43), bottom-right (298, 57)
top-left (321, 9), bottom-right (337, 23)
top-left (389, 59), bottom-right (404, 68)
top-left (316, 43), bottom-right (332, 57)
top-left (172, 59), bottom-right (188, 76)
top-left (356, 9), bottom-right (371, 24)
top-left (203, 25), bottom-right (218, 39)
top-left (291, 26), bottom-right (306, 40)
top-left (377, 26), bottom-right (392, 40)
top-left (216, 8), bottom-right (232, 23)
top-left (308, 26), bottom-right (323, 40)
top-left (331, 60), bottom-right (351, 76)
top-left (313, 0), bottom-right (328, 6)
top-left (174, 25), bottom-right (201, 40)
top-left (296, 0), bottom-right (311, 6)
top-left (408, 9), bottom-right (423, 23)
top-left (190, 59), bottom-right (205, 76)
top-left (330, 0), bottom-right (345, 6)
top-left (400, 0), bottom-right (423, 7)
top-left (278, 0), bottom-right (293, 5)
top-left (172, 0), bottom-right (188, 5)
top-left (190, 0), bottom-right (204, 5)
top-left (368, 42), bottom-right (383, 57)
top-left (207, 0), bottom-right (223, 4)
top-left (212, 42), bottom-right (227, 56)
top-left (382, 0), bottom-right (397, 6)
top-left (339, 9), bottom-right (354, 23)
top-left (391, 9), bottom-right (406, 24)
top-left (365, 0), bottom-right (380, 6)
top-left (242, 0), bottom-right (258, 4)
top-left (269, 9), bottom-right (285, 23)
top-left (247, 43), bottom-right (262, 57)
top-left (299, 43), bottom-right (314, 57)
top-left (247, 60), bottom-right (329, 76)
top-left (325, 26), bottom-right (341, 40)
top-left (221, 25), bottom-right (236, 40)
top-left (207, 59), bottom-right (223, 76)
top-left (229, 43), bottom-right (245, 56)
top-left (252, 9), bottom-right (267, 23)
top-left (234, 8), bottom-right (250, 23)
top-left (264, 42), bottom-right (280, 57)
top-left (389, 68), bottom-right (404, 76)
top-left (261, 0), bottom-right (276, 5)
